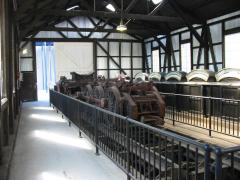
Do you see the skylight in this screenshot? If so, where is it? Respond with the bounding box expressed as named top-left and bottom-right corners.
top-left (66, 5), bottom-right (79, 11)
top-left (152, 0), bottom-right (163, 5)
top-left (106, 4), bottom-right (116, 12)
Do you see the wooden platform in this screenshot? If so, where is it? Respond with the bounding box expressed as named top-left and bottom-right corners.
top-left (161, 119), bottom-right (240, 148)
top-left (165, 109), bottom-right (240, 137)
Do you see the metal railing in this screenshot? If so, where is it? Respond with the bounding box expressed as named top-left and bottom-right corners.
top-left (161, 92), bottom-right (240, 138)
top-left (50, 90), bottom-right (240, 180)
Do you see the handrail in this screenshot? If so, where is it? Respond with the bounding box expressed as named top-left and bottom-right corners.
top-left (160, 92), bottom-right (240, 102)
top-left (51, 90), bottom-right (206, 148)
top-left (50, 89), bottom-right (240, 180)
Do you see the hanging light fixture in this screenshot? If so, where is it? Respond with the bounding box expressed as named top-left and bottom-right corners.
top-left (116, 19), bottom-right (127, 32)
top-left (116, 0), bottom-right (127, 32)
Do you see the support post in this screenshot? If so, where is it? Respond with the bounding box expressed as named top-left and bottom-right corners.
top-left (203, 25), bottom-right (209, 70)
top-left (126, 118), bottom-right (131, 180)
top-left (204, 144), bottom-right (211, 180)
top-left (166, 34), bottom-right (172, 72)
top-left (95, 109), bottom-right (99, 155)
top-left (215, 148), bottom-right (222, 180)
top-left (208, 98), bottom-right (212, 137)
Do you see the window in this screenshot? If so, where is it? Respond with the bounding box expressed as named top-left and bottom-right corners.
top-left (152, 49), bottom-right (160, 72)
top-left (225, 32), bottom-right (240, 68)
top-left (181, 43), bottom-right (191, 73)
top-left (20, 42), bottom-right (34, 72)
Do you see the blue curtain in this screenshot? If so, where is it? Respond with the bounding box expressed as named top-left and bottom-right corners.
top-left (36, 42), bottom-right (56, 92)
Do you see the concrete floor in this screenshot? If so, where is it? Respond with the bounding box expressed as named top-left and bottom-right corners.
top-left (9, 101), bottom-right (126, 180)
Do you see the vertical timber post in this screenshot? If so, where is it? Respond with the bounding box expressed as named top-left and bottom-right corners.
top-left (166, 34), bottom-right (172, 72)
top-left (93, 40), bottom-right (97, 79)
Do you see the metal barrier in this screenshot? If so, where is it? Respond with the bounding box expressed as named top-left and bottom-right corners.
top-left (161, 92), bottom-right (240, 138)
top-left (50, 90), bottom-right (240, 180)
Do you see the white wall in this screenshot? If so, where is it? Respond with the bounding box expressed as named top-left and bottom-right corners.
top-left (54, 42), bottom-right (93, 80)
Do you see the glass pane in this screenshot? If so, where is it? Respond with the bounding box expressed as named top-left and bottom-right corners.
top-left (225, 33), bottom-right (240, 68)
top-left (152, 49), bottom-right (160, 72)
top-left (133, 43), bottom-right (142, 56)
top-left (97, 57), bottom-right (107, 69)
top-left (132, 58), bottom-right (142, 69)
top-left (181, 43), bottom-right (191, 72)
top-left (121, 42), bottom-right (131, 56)
top-left (20, 58), bottom-right (33, 71)
top-left (210, 24), bottom-right (222, 43)
top-left (121, 58), bottom-right (131, 69)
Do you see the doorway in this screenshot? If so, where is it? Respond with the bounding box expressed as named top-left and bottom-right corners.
top-left (35, 42), bottom-right (56, 101)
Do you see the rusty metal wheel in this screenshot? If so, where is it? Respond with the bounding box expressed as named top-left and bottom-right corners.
top-left (122, 93), bottom-right (138, 120)
top-left (152, 89), bottom-right (165, 120)
top-left (82, 84), bottom-right (93, 103)
top-left (85, 84), bottom-right (93, 96)
top-left (93, 86), bottom-right (105, 99)
top-left (107, 86), bottom-right (122, 114)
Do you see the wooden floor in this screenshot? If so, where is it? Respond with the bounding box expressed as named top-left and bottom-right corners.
top-left (165, 109), bottom-right (240, 137)
top-left (161, 119), bottom-right (240, 148)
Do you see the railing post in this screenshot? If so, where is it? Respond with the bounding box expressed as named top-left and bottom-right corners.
top-left (95, 108), bottom-right (99, 155)
top-left (126, 118), bottom-right (131, 180)
top-left (204, 144), bottom-right (211, 180)
top-left (215, 147), bottom-right (222, 180)
top-left (173, 94), bottom-right (176, 126)
top-left (208, 98), bottom-right (212, 137)
top-left (78, 103), bottom-right (82, 138)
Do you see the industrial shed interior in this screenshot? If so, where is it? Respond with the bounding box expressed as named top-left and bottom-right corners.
top-left (1, 0), bottom-right (240, 180)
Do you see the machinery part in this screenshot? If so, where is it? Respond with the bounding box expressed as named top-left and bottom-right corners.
top-left (93, 86), bottom-right (105, 99)
top-left (149, 72), bottom-right (162, 82)
top-left (152, 88), bottom-right (166, 120)
top-left (165, 71), bottom-right (187, 82)
top-left (84, 84), bottom-right (93, 96)
top-left (97, 74), bottom-right (105, 81)
top-left (70, 72), bottom-right (95, 81)
top-left (122, 93), bottom-right (138, 119)
top-left (134, 72), bottom-right (149, 83)
top-left (186, 69), bottom-right (216, 82)
top-left (93, 86), bottom-right (107, 108)
top-left (107, 86), bottom-right (122, 114)
top-left (216, 68), bottom-right (240, 82)
top-left (122, 83), bottom-right (165, 125)
top-left (56, 72), bottom-right (95, 95)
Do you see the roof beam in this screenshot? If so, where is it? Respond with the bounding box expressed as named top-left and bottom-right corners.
top-left (167, 0), bottom-right (205, 46)
top-left (66, 19), bottom-right (85, 37)
top-left (37, 27), bottom-right (159, 34)
top-left (40, 9), bottom-right (184, 23)
top-left (148, 1), bottom-right (166, 16)
top-left (15, 0), bottom-right (57, 21)
top-left (125, 0), bottom-right (139, 13)
top-left (23, 37), bottom-right (140, 43)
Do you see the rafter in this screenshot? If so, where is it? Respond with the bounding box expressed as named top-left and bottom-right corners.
top-left (125, 0), bottom-right (139, 13)
top-left (167, 0), bottom-right (205, 46)
top-left (39, 9), bottom-right (184, 23)
top-left (66, 19), bottom-right (85, 37)
top-left (37, 26), bottom-right (159, 35)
